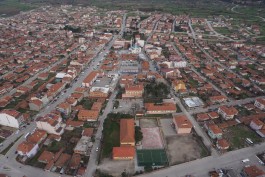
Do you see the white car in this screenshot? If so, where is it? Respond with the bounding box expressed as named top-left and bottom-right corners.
top-left (96, 147), bottom-right (99, 152)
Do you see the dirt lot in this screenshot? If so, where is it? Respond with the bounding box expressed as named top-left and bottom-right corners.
top-left (166, 135), bottom-right (203, 165)
top-left (139, 118), bottom-right (157, 128)
top-left (99, 158), bottom-right (135, 177)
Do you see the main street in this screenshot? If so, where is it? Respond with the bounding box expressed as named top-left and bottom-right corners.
top-left (190, 95), bottom-right (265, 115)
top-left (84, 13), bottom-right (127, 177)
top-left (141, 142), bottom-right (265, 177)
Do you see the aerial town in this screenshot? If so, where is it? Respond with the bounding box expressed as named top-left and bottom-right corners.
top-left (0, 4), bottom-right (265, 177)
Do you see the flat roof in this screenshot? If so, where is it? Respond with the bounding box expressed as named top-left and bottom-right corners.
top-left (183, 97), bottom-right (204, 108)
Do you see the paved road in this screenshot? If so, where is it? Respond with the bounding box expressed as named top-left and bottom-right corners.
top-left (171, 42), bottom-right (231, 101)
top-left (205, 19), bottom-right (235, 41)
top-left (231, 5), bottom-right (265, 22)
top-left (189, 95), bottom-right (265, 115)
top-left (140, 142), bottom-right (265, 177)
top-left (146, 15), bottom-right (162, 42)
top-left (0, 46), bottom-right (79, 100)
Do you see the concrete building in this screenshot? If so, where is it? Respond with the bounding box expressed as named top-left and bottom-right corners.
top-left (255, 98), bottom-right (265, 111)
top-left (0, 109), bottom-right (24, 128)
top-left (218, 106), bottom-right (238, 120)
top-left (17, 141), bottom-right (39, 158)
top-left (36, 115), bottom-right (65, 135)
top-left (173, 115), bottom-right (192, 134)
top-left (74, 136), bottom-right (92, 155)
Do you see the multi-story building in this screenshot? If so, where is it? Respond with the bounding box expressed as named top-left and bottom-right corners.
top-left (0, 109), bottom-right (24, 128)
top-left (122, 84), bottom-right (144, 98)
top-left (173, 115), bottom-right (192, 134)
top-left (36, 114), bottom-right (65, 135)
top-left (145, 103), bottom-right (176, 115)
top-left (218, 106), bottom-right (238, 120)
top-left (17, 141), bottom-right (39, 158)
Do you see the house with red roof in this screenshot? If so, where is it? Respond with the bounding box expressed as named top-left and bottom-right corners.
top-left (17, 141), bottom-right (39, 158)
top-left (173, 115), bottom-right (192, 134)
top-left (218, 106), bottom-right (238, 120)
top-left (216, 139), bottom-right (230, 150)
top-left (250, 119), bottom-right (264, 131)
top-left (207, 124), bottom-right (222, 139)
top-left (38, 151), bottom-right (54, 164)
top-left (242, 165), bottom-right (265, 177)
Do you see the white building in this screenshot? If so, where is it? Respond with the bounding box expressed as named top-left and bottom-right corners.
top-left (174, 61), bottom-right (187, 68)
top-left (254, 98), bottom-right (265, 111)
top-left (17, 141), bottom-right (39, 158)
top-left (0, 109), bottom-right (24, 128)
top-left (36, 114), bottom-right (65, 135)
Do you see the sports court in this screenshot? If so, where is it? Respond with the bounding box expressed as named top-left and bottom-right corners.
top-left (141, 127), bottom-right (163, 149)
top-left (137, 149), bottom-right (168, 166)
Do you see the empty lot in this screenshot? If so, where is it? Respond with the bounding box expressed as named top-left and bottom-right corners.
top-left (166, 135), bottom-right (204, 165)
top-left (99, 158), bottom-right (135, 176)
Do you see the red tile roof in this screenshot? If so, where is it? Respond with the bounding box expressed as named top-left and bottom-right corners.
top-left (113, 146), bottom-right (135, 158)
top-left (120, 119), bottom-right (135, 145)
top-left (38, 151), bottom-right (54, 163)
top-left (243, 165), bottom-right (265, 177)
top-left (174, 115), bottom-right (192, 129)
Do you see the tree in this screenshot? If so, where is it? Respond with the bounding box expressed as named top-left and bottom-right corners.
top-left (144, 166), bottom-right (153, 172)
top-left (135, 126), bottom-right (143, 143)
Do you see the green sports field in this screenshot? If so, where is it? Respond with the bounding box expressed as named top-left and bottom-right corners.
top-left (137, 149), bottom-right (168, 166)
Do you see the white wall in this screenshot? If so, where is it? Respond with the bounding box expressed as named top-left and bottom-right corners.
top-left (0, 113), bottom-right (20, 128)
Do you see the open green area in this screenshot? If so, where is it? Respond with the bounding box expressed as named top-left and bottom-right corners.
top-left (0, 0), bottom-right (36, 16)
top-left (102, 116), bottom-right (120, 157)
top-left (144, 82), bottom-right (170, 101)
top-left (79, 98), bottom-right (96, 110)
top-left (46, 128), bottom-right (82, 154)
top-left (226, 125), bottom-right (262, 150)
top-left (0, 137), bottom-right (4, 143)
top-left (214, 27), bottom-right (233, 35)
top-left (26, 148), bottom-right (46, 168)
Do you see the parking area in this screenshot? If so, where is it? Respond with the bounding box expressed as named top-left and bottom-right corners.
top-left (166, 135), bottom-right (204, 165)
top-left (114, 99), bottom-right (143, 114)
top-left (139, 119), bottom-right (157, 128)
top-left (99, 158), bottom-right (135, 176)
top-left (160, 118), bottom-right (176, 136)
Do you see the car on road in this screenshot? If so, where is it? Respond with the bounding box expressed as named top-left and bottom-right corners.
top-left (96, 147), bottom-right (99, 152)
top-left (242, 158), bottom-right (250, 163)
